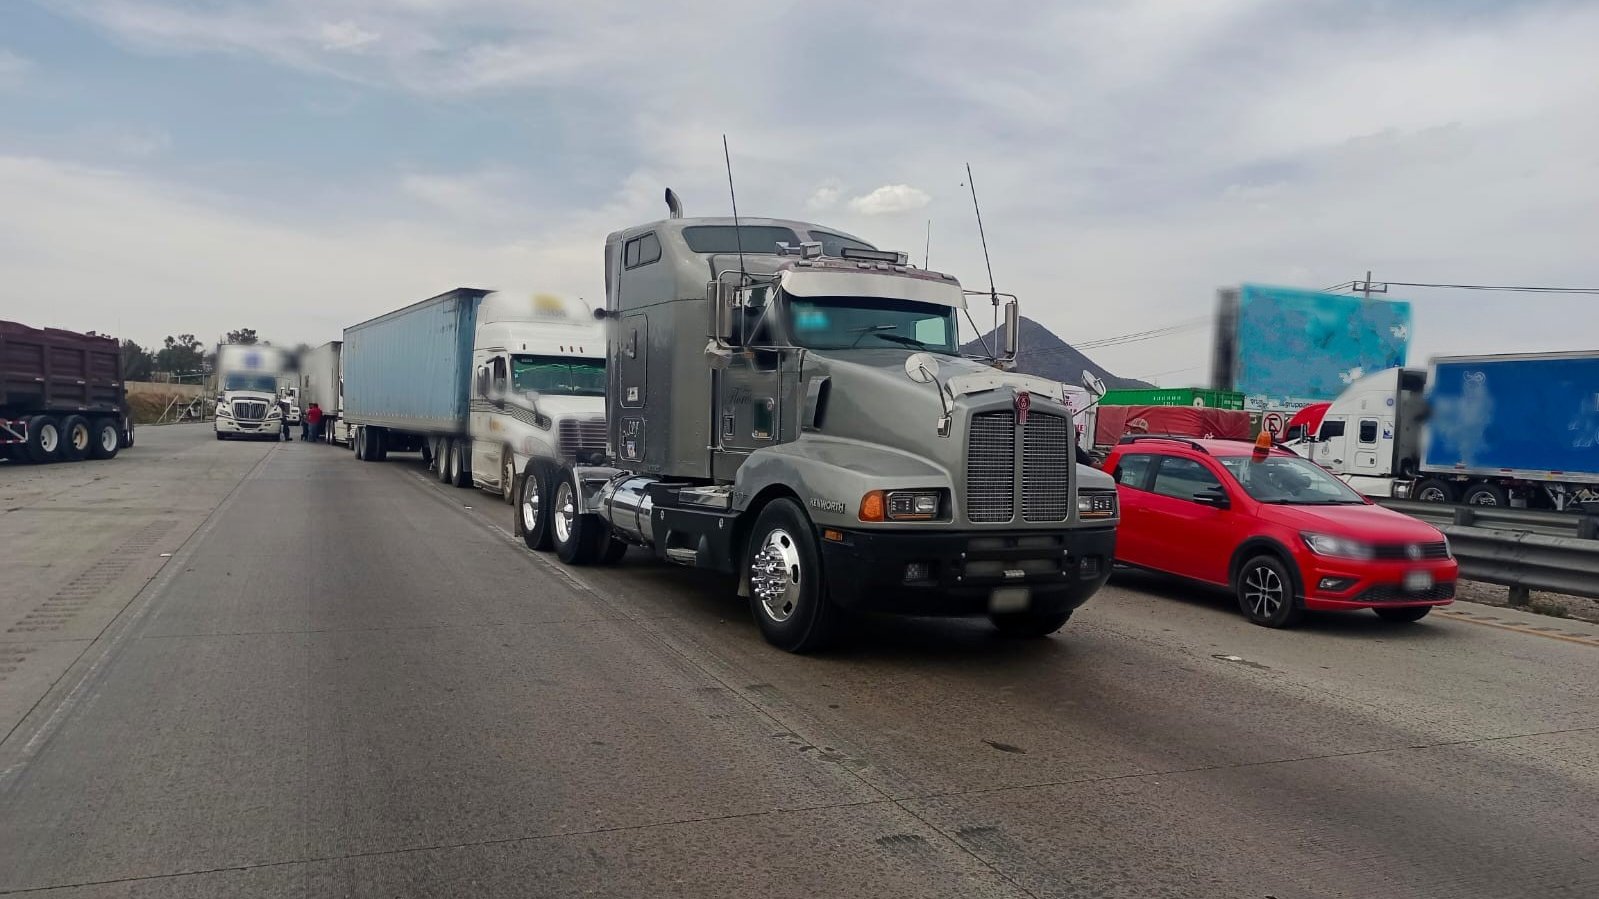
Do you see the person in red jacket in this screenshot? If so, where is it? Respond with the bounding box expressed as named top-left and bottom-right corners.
top-left (306, 403), bottom-right (324, 443)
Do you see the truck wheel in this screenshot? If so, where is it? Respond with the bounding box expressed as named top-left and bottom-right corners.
top-left (501, 450), bottom-right (516, 505)
top-left (990, 609), bottom-right (1072, 637)
top-left (551, 474), bottom-right (605, 564)
top-left (59, 416), bottom-right (91, 462)
top-left (601, 538), bottom-right (629, 564)
top-left (1236, 553), bottom-right (1304, 628)
top-left (353, 428), bottom-right (365, 459)
top-left (450, 442), bottom-right (471, 488)
top-left (88, 418), bottom-right (121, 459)
top-left (517, 463), bottom-right (553, 551)
top-left (1462, 482), bottom-right (1508, 507)
top-left (746, 498), bottom-right (838, 653)
top-left (435, 439), bottom-right (452, 481)
top-left (25, 416), bottom-right (61, 463)
top-left (120, 417), bottom-right (135, 448)
top-left (1413, 479), bottom-right (1455, 504)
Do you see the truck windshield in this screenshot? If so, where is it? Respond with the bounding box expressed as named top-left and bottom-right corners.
top-left (785, 296), bottom-right (958, 353)
top-left (222, 374), bottom-right (278, 393)
top-left (512, 355), bottom-right (605, 396)
top-left (1217, 455), bottom-right (1367, 505)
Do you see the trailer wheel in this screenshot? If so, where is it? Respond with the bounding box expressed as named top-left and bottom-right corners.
top-left (746, 498), bottom-right (838, 653)
top-left (120, 417), bottom-right (135, 448)
top-left (517, 463), bottom-right (553, 551)
top-left (551, 472), bottom-right (605, 564)
top-left (25, 416), bottom-right (61, 463)
top-left (1413, 478), bottom-right (1456, 504)
top-left (1462, 482), bottom-right (1508, 507)
top-left (449, 441), bottom-right (471, 488)
top-left (371, 427), bottom-right (388, 462)
top-left (88, 418), bottom-right (120, 460)
top-left (58, 416), bottom-right (91, 462)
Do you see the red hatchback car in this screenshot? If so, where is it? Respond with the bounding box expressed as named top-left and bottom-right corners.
top-left (1103, 436), bottom-right (1458, 627)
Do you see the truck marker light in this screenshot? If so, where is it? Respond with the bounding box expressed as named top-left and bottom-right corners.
top-left (859, 491), bottom-right (886, 522)
top-left (822, 529), bottom-right (844, 542)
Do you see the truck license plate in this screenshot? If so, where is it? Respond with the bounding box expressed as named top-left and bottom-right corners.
top-left (1403, 571), bottom-right (1434, 593)
top-left (989, 587), bottom-right (1031, 613)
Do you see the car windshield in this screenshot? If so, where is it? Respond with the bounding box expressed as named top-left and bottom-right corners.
top-left (785, 295), bottom-right (958, 353)
top-left (512, 355), bottom-right (605, 396)
top-left (1217, 454), bottom-right (1367, 504)
top-left (222, 373), bottom-right (278, 393)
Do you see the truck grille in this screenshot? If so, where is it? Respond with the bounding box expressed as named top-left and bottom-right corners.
top-left (966, 412), bottom-right (1016, 523)
top-left (558, 417), bottom-right (607, 458)
top-left (1022, 412), bottom-right (1071, 522)
top-left (233, 400), bottom-right (267, 421)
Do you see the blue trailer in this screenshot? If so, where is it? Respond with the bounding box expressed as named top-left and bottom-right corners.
top-left (342, 287), bottom-right (490, 464)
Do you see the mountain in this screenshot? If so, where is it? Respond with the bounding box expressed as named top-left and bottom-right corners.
top-left (961, 316), bottom-right (1153, 390)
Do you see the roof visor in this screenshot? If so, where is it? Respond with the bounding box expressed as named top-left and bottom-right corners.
top-left (778, 268), bottom-right (967, 309)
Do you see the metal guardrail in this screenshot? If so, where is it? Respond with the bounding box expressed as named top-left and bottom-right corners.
top-left (1376, 499), bottom-right (1599, 601)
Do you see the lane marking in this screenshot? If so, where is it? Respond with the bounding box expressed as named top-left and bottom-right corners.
top-left (1434, 608), bottom-right (1599, 648)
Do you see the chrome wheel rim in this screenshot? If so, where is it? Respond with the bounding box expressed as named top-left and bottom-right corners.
top-left (521, 474), bottom-right (541, 532)
top-left (39, 424), bottom-right (58, 454)
top-left (1467, 491), bottom-right (1499, 506)
top-left (1243, 566), bottom-right (1284, 619)
top-left (553, 481), bottom-right (575, 544)
top-left (751, 528), bottom-right (802, 623)
top-left (1417, 486), bottom-right (1446, 503)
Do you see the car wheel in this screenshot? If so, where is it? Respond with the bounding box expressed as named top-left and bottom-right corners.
top-left (990, 609), bottom-right (1072, 637)
top-left (517, 464), bottom-right (553, 551)
top-left (746, 498), bottom-right (838, 653)
top-left (89, 418), bottom-right (120, 460)
top-left (1236, 554), bottom-right (1304, 628)
top-left (1461, 483), bottom-right (1508, 507)
top-left (1413, 478), bottom-right (1456, 504)
top-left (1375, 605), bottom-right (1431, 623)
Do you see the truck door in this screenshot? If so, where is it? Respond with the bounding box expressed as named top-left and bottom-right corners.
top-left (471, 355), bottom-right (510, 489)
top-left (1313, 418), bottom-right (1348, 472)
top-left (1349, 417), bottom-right (1388, 476)
top-left (714, 289), bottom-right (785, 476)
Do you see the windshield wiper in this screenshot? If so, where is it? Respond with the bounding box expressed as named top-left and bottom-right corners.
top-left (871, 333), bottom-right (933, 350)
top-left (847, 324), bottom-right (897, 349)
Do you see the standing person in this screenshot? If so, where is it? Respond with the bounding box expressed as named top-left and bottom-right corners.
top-left (278, 397), bottom-right (293, 441)
top-left (306, 403), bottom-right (323, 443)
top-left (299, 403), bottom-right (311, 440)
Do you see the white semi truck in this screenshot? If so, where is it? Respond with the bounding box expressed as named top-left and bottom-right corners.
top-left (342, 288), bottom-right (607, 505)
top-left (214, 344), bottom-right (290, 440)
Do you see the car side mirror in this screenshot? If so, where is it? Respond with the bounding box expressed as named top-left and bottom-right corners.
top-left (1195, 488), bottom-right (1230, 509)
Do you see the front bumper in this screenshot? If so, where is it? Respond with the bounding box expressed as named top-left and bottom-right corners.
top-left (1302, 557), bottom-right (1459, 610)
top-left (820, 525), bottom-right (1116, 617)
top-left (216, 417), bottom-right (279, 436)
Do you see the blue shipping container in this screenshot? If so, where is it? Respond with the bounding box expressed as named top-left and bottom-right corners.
top-left (343, 288), bottom-right (490, 434)
top-left (1425, 352), bottom-right (1599, 479)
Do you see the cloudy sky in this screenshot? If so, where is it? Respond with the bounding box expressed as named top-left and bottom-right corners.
top-left (2, 0), bottom-right (1596, 385)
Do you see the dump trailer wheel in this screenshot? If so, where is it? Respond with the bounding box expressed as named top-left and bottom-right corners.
top-left (745, 498), bottom-right (839, 653)
top-left (25, 416), bottom-right (61, 463)
top-left (89, 418), bottom-right (121, 459)
top-left (59, 416), bottom-right (91, 462)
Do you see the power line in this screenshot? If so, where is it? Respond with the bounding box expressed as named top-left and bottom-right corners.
top-left (1327, 279), bottom-right (1599, 296)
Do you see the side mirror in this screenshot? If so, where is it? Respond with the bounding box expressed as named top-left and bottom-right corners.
top-left (1082, 371), bottom-right (1107, 398)
top-left (1194, 488), bottom-right (1230, 509)
top-left (1002, 300), bottom-right (1020, 361)
top-left (708, 281), bottom-right (739, 344)
top-left (904, 352), bottom-right (940, 384)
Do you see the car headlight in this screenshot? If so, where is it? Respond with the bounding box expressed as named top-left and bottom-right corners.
top-left (1301, 532), bottom-right (1374, 560)
top-left (1078, 491), bottom-right (1117, 519)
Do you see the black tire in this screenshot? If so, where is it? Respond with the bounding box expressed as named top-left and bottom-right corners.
top-left (435, 439), bottom-right (453, 482)
top-left (86, 418), bottom-right (120, 460)
top-left (419, 440), bottom-right (433, 469)
top-left (1375, 605), bottom-right (1432, 623)
top-left (990, 609), bottom-right (1073, 638)
top-left (1413, 478), bottom-right (1456, 504)
top-left (551, 470), bottom-right (606, 564)
top-left (516, 463), bottom-right (553, 551)
top-left (25, 415), bottom-right (61, 463)
top-left (354, 428), bottom-right (366, 460)
top-left (1235, 553), bottom-right (1304, 628)
top-left (745, 498), bottom-right (838, 652)
top-left (370, 427), bottom-right (387, 462)
top-left (120, 417), bottom-right (135, 449)
top-left (600, 538), bottom-right (629, 565)
top-left (1461, 482), bottom-right (1509, 507)
top-left (216, 431), bottom-right (227, 442)
top-left (449, 440), bottom-right (471, 488)
top-left (58, 415), bottom-right (91, 462)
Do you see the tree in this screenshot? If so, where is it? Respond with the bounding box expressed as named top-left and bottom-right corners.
top-left (225, 328), bottom-right (259, 345)
top-left (155, 334), bottom-right (206, 377)
top-left (120, 339), bottom-right (154, 381)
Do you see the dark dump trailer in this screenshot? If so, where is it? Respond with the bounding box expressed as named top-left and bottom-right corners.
top-left (1, 320), bottom-right (133, 463)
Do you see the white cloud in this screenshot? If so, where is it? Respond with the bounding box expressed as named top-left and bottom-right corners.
top-left (847, 184), bottom-right (931, 216)
top-left (316, 21), bottom-right (380, 52)
top-left (0, 48), bottom-right (32, 90)
top-left (805, 181), bottom-right (842, 211)
top-left (76, 123), bottom-right (172, 158)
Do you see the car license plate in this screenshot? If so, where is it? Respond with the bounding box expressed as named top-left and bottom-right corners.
top-left (1404, 571), bottom-right (1434, 593)
top-left (989, 587), bottom-right (1031, 613)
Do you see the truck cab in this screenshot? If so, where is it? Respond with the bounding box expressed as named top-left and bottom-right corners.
top-left (533, 198), bottom-right (1118, 652)
top-left (1288, 368), bottom-right (1428, 496)
top-left (215, 345), bottom-right (289, 441)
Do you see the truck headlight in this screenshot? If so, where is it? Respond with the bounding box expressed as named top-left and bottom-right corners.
top-left (859, 489), bottom-right (944, 522)
top-left (1301, 532), bottom-right (1374, 560)
top-left (267, 408), bottom-right (282, 419)
top-left (1078, 491), bottom-right (1117, 519)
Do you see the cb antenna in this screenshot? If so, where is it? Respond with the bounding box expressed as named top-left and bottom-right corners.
top-left (723, 135), bottom-right (747, 285)
top-left (924, 219), bottom-right (932, 269)
top-left (966, 162), bottom-right (1001, 355)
